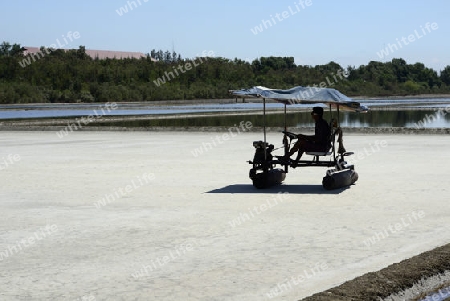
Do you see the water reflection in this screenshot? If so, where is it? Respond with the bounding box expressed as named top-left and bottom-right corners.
top-left (92, 110), bottom-right (450, 129)
top-left (295, 110), bottom-right (450, 128)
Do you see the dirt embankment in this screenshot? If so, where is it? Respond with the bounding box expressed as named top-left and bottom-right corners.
top-left (300, 243), bottom-right (450, 301)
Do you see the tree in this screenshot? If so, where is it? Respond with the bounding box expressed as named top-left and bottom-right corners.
top-left (404, 80), bottom-right (420, 94)
top-left (164, 51), bottom-right (172, 63)
top-left (10, 44), bottom-right (25, 57)
top-left (0, 41), bottom-right (11, 56)
top-left (150, 49), bottom-right (157, 60)
top-left (440, 66), bottom-right (450, 86)
top-left (172, 50), bottom-right (178, 62)
top-left (391, 58), bottom-right (408, 82)
top-left (76, 46), bottom-right (90, 60)
top-left (0, 42), bottom-right (25, 57)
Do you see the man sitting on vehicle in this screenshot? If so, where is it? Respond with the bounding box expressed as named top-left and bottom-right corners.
top-left (284, 106), bottom-right (331, 167)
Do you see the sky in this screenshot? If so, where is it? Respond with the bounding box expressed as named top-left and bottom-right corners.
top-left (1, 0), bottom-right (449, 71)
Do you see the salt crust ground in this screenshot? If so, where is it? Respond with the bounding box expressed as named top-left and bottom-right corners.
top-left (0, 131), bottom-right (449, 301)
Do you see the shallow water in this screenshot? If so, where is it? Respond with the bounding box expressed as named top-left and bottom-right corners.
top-left (325, 110), bottom-right (450, 128)
top-left (419, 286), bottom-right (450, 301)
top-left (1, 99), bottom-right (450, 128)
top-left (82, 109), bottom-right (450, 129)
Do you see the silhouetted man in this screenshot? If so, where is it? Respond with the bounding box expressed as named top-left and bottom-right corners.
top-left (286, 107), bottom-right (331, 167)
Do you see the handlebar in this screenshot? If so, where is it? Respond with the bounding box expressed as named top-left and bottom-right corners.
top-left (282, 131), bottom-right (298, 140)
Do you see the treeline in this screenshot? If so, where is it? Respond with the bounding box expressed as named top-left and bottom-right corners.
top-left (1, 41), bottom-right (450, 104)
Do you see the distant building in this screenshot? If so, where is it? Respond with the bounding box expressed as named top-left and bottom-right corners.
top-left (85, 49), bottom-right (147, 60)
top-left (23, 46), bottom-right (155, 60)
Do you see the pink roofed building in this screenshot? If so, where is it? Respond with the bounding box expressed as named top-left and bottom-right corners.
top-left (23, 46), bottom-right (154, 60)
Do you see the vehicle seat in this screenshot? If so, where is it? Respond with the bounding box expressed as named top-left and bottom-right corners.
top-left (305, 118), bottom-right (336, 157)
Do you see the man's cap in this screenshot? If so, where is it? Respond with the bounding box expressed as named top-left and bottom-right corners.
top-left (311, 107), bottom-right (324, 116)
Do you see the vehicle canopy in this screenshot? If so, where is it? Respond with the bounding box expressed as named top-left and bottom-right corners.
top-left (230, 86), bottom-right (368, 113)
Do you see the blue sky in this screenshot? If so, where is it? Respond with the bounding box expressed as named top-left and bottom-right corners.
top-left (1, 0), bottom-right (448, 71)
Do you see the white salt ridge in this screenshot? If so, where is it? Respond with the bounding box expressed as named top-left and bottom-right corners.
top-left (381, 271), bottom-right (450, 301)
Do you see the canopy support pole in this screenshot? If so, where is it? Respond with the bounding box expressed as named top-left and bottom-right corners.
top-left (336, 104), bottom-right (341, 159)
top-left (337, 104), bottom-right (340, 125)
top-left (284, 103), bottom-right (288, 173)
top-left (330, 104), bottom-right (335, 160)
top-left (263, 98), bottom-right (267, 162)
